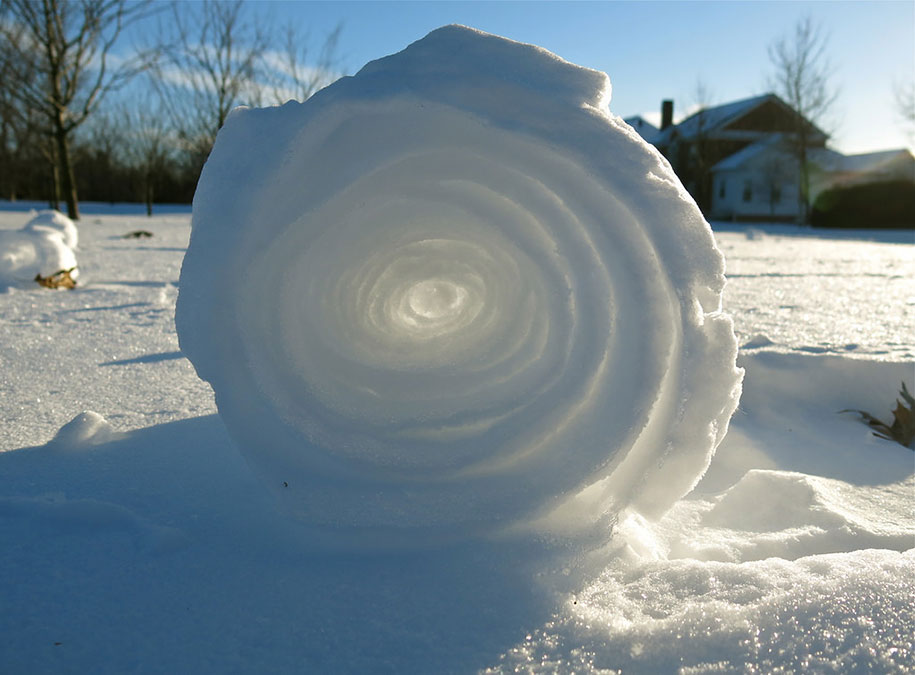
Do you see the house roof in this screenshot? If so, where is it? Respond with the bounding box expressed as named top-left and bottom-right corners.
top-left (667, 94), bottom-right (772, 141)
top-left (623, 115), bottom-right (660, 144)
top-left (713, 137), bottom-right (914, 177)
top-left (655, 93), bottom-right (827, 146)
top-left (816, 148), bottom-right (915, 175)
top-left (711, 134), bottom-right (787, 171)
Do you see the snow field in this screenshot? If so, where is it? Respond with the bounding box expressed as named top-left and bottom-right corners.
top-left (718, 225), bottom-right (915, 362)
top-left (0, 203), bottom-right (912, 672)
top-left (0, 209), bottom-right (213, 450)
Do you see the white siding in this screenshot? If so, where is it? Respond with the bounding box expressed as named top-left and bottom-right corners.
top-left (710, 168), bottom-right (797, 221)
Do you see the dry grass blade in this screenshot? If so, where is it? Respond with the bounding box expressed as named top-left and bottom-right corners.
top-left (840, 382), bottom-right (915, 449)
top-left (35, 267), bottom-right (78, 290)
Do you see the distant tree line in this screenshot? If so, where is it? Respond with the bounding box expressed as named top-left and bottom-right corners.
top-left (0, 0), bottom-right (343, 218)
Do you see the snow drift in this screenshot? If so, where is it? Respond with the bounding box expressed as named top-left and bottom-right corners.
top-left (177, 25), bottom-right (743, 546)
top-left (0, 210), bottom-right (78, 289)
top-left (22, 209), bottom-right (79, 249)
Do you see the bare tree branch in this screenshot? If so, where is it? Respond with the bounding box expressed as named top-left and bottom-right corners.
top-left (0, 0), bottom-right (158, 218)
top-left (112, 94), bottom-right (175, 215)
top-left (894, 80), bottom-right (915, 146)
top-left (768, 16), bottom-right (838, 224)
top-left (150, 0), bottom-right (269, 171)
top-left (150, 1), bottom-right (344, 176)
top-left (689, 78), bottom-right (716, 211)
top-left (268, 22), bottom-right (343, 104)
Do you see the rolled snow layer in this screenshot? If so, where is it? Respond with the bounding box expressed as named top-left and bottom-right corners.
top-left (177, 25), bottom-right (742, 546)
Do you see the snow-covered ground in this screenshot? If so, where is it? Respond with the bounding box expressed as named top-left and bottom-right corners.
top-left (1, 203), bottom-right (911, 673)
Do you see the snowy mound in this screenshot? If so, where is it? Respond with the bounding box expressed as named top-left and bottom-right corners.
top-left (177, 25), bottom-right (742, 546)
top-left (22, 209), bottom-right (79, 249)
top-left (51, 411), bottom-right (119, 448)
top-left (0, 210), bottom-right (79, 289)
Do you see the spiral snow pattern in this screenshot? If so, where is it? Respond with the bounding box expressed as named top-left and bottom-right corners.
top-left (177, 26), bottom-right (742, 546)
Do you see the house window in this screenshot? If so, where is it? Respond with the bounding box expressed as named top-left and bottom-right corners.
top-left (742, 180), bottom-right (753, 203)
top-left (718, 179), bottom-right (726, 199)
top-left (770, 184), bottom-right (782, 203)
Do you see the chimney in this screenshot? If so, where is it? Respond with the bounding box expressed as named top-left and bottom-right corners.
top-left (661, 99), bottom-right (674, 130)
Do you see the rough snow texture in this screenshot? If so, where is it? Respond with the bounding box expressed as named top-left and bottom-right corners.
top-left (492, 548), bottom-right (914, 673)
top-left (51, 411), bottom-right (119, 448)
top-left (1, 350), bottom-right (911, 674)
top-left (0, 210), bottom-right (78, 289)
top-left (22, 209), bottom-right (79, 249)
top-left (717, 224), bottom-right (915, 362)
top-left (177, 25), bottom-right (742, 545)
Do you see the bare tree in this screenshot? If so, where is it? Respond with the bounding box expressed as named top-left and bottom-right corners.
top-left (267, 23), bottom-right (343, 104)
top-left (151, 0), bottom-right (270, 173)
top-left (760, 148), bottom-right (791, 219)
top-left (0, 0), bottom-right (156, 219)
top-left (689, 79), bottom-right (715, 212)
top-left (0, 96), bottom-right (52, 203)
top-left (112, 96), bottom-right (174, 216)
top-left (0, 55), bottom-right (22, 200)
top-left (768, 16), bottom-right (837, 224)
top-left (894, 80), bottom-right (915, 145)
top-left (0, 12), bottom-right (56, 205)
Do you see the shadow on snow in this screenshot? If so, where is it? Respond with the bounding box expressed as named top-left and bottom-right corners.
top-left (0, 414), bottom-right (559, 673)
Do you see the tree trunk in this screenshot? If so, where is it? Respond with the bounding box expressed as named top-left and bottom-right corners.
top-left (48, 156), bottom-right (60, 210)
top-left (145, 173), bottom-right (154, 216)
top-left (54, 113), bottom-right (80, 220)
top-left (43, 137), bottom-right (61, 209)
top-left (797, 147), bottom-right (810, 226)
top-left (47, 176), bottom-right (58, 210)
top-left (793, 112), bottom-right (813, 226)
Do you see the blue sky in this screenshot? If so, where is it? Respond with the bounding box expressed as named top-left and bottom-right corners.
top-left (263, 0), bottom-right (913, 154)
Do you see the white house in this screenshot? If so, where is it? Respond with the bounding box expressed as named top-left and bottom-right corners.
top-left (709, 137), bottom-right (915, 221)
top-left (627, 94), bottom-right (915, 222)
top-left (709, 134), bottom-right (801, 221)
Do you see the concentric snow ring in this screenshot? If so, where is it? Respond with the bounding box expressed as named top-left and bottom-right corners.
top-left (177, 26), bottom-right (742, 546)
